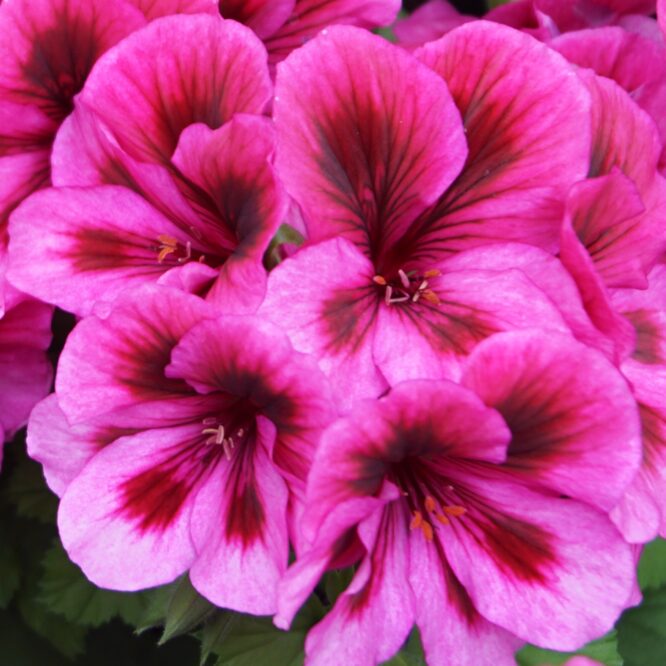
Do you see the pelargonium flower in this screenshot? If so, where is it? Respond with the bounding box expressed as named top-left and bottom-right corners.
top-left (218, 0), bottom-right (400, 66)
top-left (0, 252), bottom-right (52, 467)
top-left (275, 331), bottom-right (640, 665)
top-left (28, 285), bottom-right (335, 613)
top-left (0, 0), bottom-right (147, 234)
top-left (129, 0), bottom-right (218, 20)
top-left (259, 23), bottom-right (593, 406)
top-left (8, 15), bottom-right (285, 316)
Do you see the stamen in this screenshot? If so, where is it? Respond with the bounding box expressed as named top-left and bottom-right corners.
top-left (398, 269), bottom-right (411, 289)
top-left (421, 521), bottom-right (434, 541)
top-left (443, 505), bottom-right (466, 517)
top-left (424, 496), bottom-right (436, 512)
top-left (385, 285), bottom-right (393, 306)
top-left (421, 290), bottom-right (441, 305)
top-left (177, 241), bottom-right (192, 263)
top-left (435, 513), bottom-right (450, 526)
top-left (410, 511), bottom-right (424, 530)
top-left (157, 234), bottom-right (178, 263)
top-left (202, 425), bottom-right (225, 445)
top-left (222, 438), bottom-right (235, 461)
top-left (373, 275), bottom-right (387, 286)
top-left (424, 269), bottom-right (441, 278)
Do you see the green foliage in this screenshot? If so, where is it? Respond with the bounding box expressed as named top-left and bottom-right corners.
top-left (638, 538), bottom-right (666, 591)
top-left (323, 567), bottom-right (354, 606)
top-left (202, 595), bottom-right (325, 666)
top-left (618, 586), bottom-right (666, 666)
top-left (517, 632), bottom-right (622, 666)
top-left (263, 224), bottom-right (305, 270)
top-left (160, 575), bottom-right (217, 644)
top-left (39, 540), bottom-right (156, 628)
top-left (4, 448), bottom-right (58, 523)
top-left (0, 538), bottom-right (20, 608)
top-left (381, 629), bottom-right (426, 666)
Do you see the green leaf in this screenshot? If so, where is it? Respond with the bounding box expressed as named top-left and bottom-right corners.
top-left (323, 567), bottom-right (354, 606)
top-left (17, 594), bottom-right (87, 659)
top-left (160, 575), bottom-right (217, 644)
top-left (263, 224), bottom-right (305, 270)
top-left (381, 628), bottom-right (426, 666)
top-left (517, 631), bottom-right (621, 666)
top-left (3, 452), bottom-right (58, 523)
top-left (618, 585), bottom-right (666, 666)
top-left (208, 595), bottom-right (324, 666)
top-left (0, 608), bottom-right (72, 666)
top-left (201, 611), bottom-right (236, 666)
top-left (135, 580), bottom-right (181, 633)
top-left (638, 538), bottom-right (666, 591)
top-left (39, 540), bottom-right (155, 628)
top-left (0, 538), bottom-right (20, 608)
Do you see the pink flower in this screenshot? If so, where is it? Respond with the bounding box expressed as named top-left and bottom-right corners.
top-left (259, 24), bottom-right (592, 406)
top-left (8, 15), bottom-right (285, 316)
top-left (0, 0), bottom-right (147, 233)
top-left (218, 0), bottom-right (400, 65)
top-left (28, 285), bottom-right (335, 613)
top-left (276, 332), bottom-right (640, 665)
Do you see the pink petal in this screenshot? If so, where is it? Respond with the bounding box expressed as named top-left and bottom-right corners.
top-left (274, 25), bottom-right (467, 259)
top-left (56, 285), bottom-right (211, 424)
top-left (218, 0), bottom-right (295, 38)
top-left (565, 172), bottom-right (663, 290)
top-left (373, 263), bottom-right (569, 385)
top-left (0, 0), bottom-right (145, 122)
top-left (303, 504), bottom-right (415, 666)
top-left (0, 101), bottom-right (55, 225)
top-left (0, 296), bottom-right (52, 440)
top-left (559, 177), bottom-right (640, 361)
top-left (537, 0), bottom-right (656, 31)
top-left (58, 425), bottom-right (210, 590)
top-left (27, 395), bottom-right (100, 497)
top-left (79, 15), bottom-right (271, 163)
top-left (462, 330), bottom-right (642, 511)
top-left (394, 0), bottom-right (473, 50)
top-left (171, 116), bottom-right (286, 265)
top-left (486, 0), bottom-right (556, 41)
top-left (439, 242), bottom-right (617, 360)
top-left (128, 0), bottom-right (218, 19)
top-left (265, 0), bottom-right (401, 64)
top-left (441, 469), bottom-right (635, 649)
top-left (258, 238), bottom-right (389, 410)
top-left (7, 186), bottom-right (186, 316)
top-left (416, 21), bottom-right (591, 253)
top-left (189, 417), bottom-right (289, 614)
top-left (409, 534), bottom-right (522, 666)
top-left (52, 105), bottom-right (213, 234)
top-left (585, 70), bottom-right (661, 193)
top-left (551, 27), bottom-right (666, 169)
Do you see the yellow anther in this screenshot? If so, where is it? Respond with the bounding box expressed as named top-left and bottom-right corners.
top-left (410, 511), bottom-right (424, 530)
top-left (421, 521), bottom-right (434, 542)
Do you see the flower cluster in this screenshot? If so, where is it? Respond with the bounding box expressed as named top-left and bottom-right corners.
top-left (2, 0), bottom-right (666, 664)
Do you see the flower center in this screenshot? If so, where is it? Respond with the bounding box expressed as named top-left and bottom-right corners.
top-left (393, 464), bottom-right (466, 541)
top-left (155, 233), bottom-right (210, 265)
top-left (201, 417), bottom-right (249, 461)
top-left (373, 268), bottom-right (441, 306)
